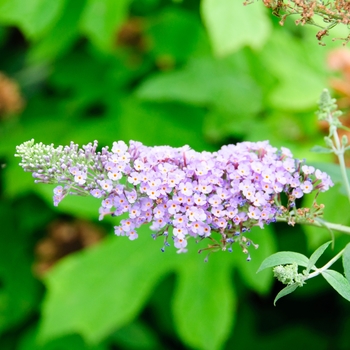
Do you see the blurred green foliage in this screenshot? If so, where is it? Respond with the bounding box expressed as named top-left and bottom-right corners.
top-left (1, 0), bottom-right (350, 349)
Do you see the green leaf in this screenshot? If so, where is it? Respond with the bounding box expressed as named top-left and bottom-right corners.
top-left (244, 110), bottom-right (305, 147)
top-left (273, 284), bottom-right (299, 306)
top-left (203, 108), bottom-right (257, 142)
top-left (257, 252), bottom-right (309, 273)
top-left (172, 249), bottom-right (235, 350)
top-left (38, 229), bottom-right (176, 344)
top-left (136, 61), bottom-right (213, 105)
top-left (136, 56), bottom-right (262, 115)
top-left (28, 0), bottom-right (87, 61)
top-left (117, 98), bottom-right (210, 151)
top-left (79, 0), bottom-right (130, 50)
top-left (0, 0), bottom-right (65, 39)
top-left (19, 328), bottom-right (99, 350)
top-left (147, 8), bottom-right (206, 62)
top-left (310, 146), bottom-right (333, 154)
top-left (342, 243), bottom-right (350, 283)
top-left (111, 320), bottom-right (162, 350)
top-left (200, 0), bottom-right (271, 57)
top-left (322, 269), bottom-right (350, 302)
top-left (260, 31), bottom-right (327, 111)
top-left (305, 241), bottom-right (332, 274)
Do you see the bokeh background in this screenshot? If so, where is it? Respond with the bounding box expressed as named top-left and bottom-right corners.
top-left (1, 0), bottom-right (350, 349)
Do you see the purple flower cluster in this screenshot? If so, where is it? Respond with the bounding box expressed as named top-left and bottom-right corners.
top-left (15, 139), bottom-right (333, 256)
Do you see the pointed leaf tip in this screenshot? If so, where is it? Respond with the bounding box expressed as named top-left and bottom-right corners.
top-left (274, 284), bottom-right (299, 306)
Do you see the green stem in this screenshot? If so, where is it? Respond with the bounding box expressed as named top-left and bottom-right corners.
top-left (307, 248), bottom-right (346, 279)
top-left (276, 217), bottom-right (350, 235)
top-left (330, 114), bottom-right (350, 203)
top-left (334, 143), bottom-right (350, 204)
